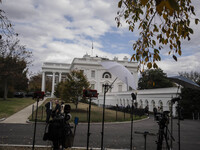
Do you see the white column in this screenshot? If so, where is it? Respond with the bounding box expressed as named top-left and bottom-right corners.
top-left (51, 72), bottom-right (55, 97)
top-left (41, 72), bottom-right (45, 92)
top-left (96, 70), bottom-right (100, 92)
top-left (59, 72), bottom-right (62, 82)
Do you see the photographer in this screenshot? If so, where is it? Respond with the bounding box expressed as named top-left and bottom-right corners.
top-left (48, 104), bottom-right (72, 150)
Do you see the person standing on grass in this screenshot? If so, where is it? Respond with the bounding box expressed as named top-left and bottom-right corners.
top-left (45, 99), bottom-right (53, 123)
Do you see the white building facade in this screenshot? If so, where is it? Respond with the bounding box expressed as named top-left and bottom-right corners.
top-left (41, 55), bottom-right (179, 116)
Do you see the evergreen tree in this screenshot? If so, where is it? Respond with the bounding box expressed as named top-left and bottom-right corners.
top-left (179, 71), bottom-right (200, 119)
top-left (138, 68), bottom-right (173, 89)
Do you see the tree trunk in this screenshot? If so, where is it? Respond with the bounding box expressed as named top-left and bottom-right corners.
top-left (3, 78), bottom-right (8, 100)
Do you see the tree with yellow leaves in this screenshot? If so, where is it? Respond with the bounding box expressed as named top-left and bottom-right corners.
top-left (116, 0), bottom-right (199, 71)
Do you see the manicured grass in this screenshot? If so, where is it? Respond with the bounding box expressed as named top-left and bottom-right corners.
top-left (0, 98), bottom-right (36, 119)
top-left (31, 99), bottom-right (146, 123)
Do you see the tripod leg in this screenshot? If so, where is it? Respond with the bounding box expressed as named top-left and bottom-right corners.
top-left (157, 127), bottom-right (164, 150)
top-left (163, 131), bottom-right (170, 150)
top-left (144, 134), bottom-right (147, 150)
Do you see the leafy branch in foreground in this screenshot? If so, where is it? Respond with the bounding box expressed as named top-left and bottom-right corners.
top-left (116, 0), bottom-right (199, 71)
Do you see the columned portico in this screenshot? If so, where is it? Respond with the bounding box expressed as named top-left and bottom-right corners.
top-left (41, 62), bottom-right (71, 97)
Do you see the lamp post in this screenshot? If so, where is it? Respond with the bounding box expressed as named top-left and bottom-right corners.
top-left (130, 92), bottom-right (136, 150)
top-left (32, 96), bottom-right (40, 150)
top-left (101, 78), bottom-right (117, 150)
top-left (101, 83), bottom-right (110, 150)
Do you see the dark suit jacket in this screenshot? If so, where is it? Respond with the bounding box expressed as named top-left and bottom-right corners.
top-left (54, 103), bottom-right (61, 115)
top-left (45, 101), bottom-right (52, 111)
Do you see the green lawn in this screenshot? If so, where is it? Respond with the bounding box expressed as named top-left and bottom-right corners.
top-left (0, 97), bottom-right (36, 119)
top-left (31, 99), bottom-right (146, 123)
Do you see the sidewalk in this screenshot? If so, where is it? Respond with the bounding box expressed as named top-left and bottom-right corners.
top-left (0, 97), bottom-right (47, 124)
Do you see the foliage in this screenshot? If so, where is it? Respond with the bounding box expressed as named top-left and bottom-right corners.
top-left (28, 72), bottom-right (52, 92)
top-left (54, 82), bottom-right (65, 98)
top-left (179, 71), bottom-right (200, 84)
top-left (0, 2), bottom-right (32, 99)
top-left (116, 0), bottom-right (199, 71)
top-left (138, 68), bottom-right (173, 89)
top-left (179, 71), bottom-right (200, 119)
top-left (0, 0), bottom-right (17, 39)
top-left (180, 88), bottom-right (200, 119)
top-left (54, 70), bottom-right (90, 106)
top-left (0, 39), bottom-right (31, 99)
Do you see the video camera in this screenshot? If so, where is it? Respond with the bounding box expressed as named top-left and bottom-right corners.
top-left (171, 97), bottom-right (181, 103)
top-left (156, 111), bottom-right (170, 126)
top-left (33, 91), bottom-right (44, 100)
top-left (83, 89), bottom-right (98, 98)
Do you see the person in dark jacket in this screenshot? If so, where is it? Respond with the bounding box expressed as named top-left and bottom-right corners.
top-left (53, 100), bottom-right (61, 117)
top-left (45, 99), bottom-right (53, 123)
top-left (52, 104), bottom-right (72, 150)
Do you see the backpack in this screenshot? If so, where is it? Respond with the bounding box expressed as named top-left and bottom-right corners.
top-left (47, 116), bottom-right (65, 141)
top-left (43, 114), bottom-right (74, 148)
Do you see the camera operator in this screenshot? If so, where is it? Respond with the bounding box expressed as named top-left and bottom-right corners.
top-left (51, 104), bottom-right (72, 150)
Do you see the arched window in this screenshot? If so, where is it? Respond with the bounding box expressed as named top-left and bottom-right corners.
top-left (151, 100), bottom-right (155, 108)
top-left (151, 100), bottom-right (156, 112)
top-left (139, 99), bottom-right (143, 108)
top-left (127, 99), bottom-right (129, 105)
top-left (167, 101), bottom-right (171, 111)
top-left (145, 100), bottom-right (149, 107)
top-left (102, 72), bottom-right (112, 78)
top-left (158, 100), bottom-right (163, 112)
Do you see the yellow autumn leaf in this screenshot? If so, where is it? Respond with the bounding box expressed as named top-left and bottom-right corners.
top-left (163, 13), bottom-right (167, 20)
top-left (147, 62), bottom-right (152, 69)
top-left (178, 50), bottom-right (182, 56)
top-left (141, 0), bottom-right (148, 6)
top-left (145, 57), bottom-right (149, 62)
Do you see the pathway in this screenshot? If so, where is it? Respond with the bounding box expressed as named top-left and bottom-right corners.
top-left (0, 97), bottom-right (47, 124)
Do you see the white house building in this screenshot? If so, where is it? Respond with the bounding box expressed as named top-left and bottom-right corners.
top-left (41, 54), bottom-right (179, 116)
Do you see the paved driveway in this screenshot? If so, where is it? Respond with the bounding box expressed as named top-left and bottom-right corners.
top-left (0, 116), bottom-right (199, 150)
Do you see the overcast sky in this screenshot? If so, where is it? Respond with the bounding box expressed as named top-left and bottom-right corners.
top-left (1, 0), bottom-right (200, 77)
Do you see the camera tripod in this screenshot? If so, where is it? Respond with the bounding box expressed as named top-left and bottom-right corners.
top-left (135, 131), bottom-right (156, 150)
top-left (156, 113), bottom-right (175, 150)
